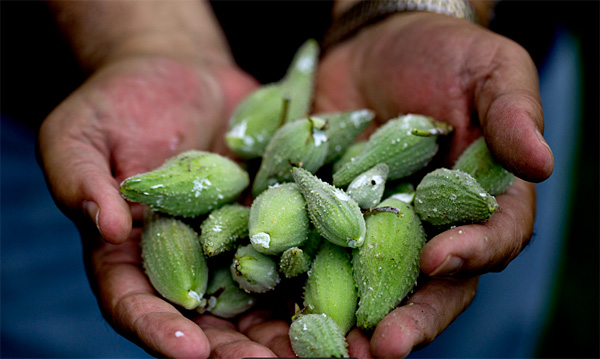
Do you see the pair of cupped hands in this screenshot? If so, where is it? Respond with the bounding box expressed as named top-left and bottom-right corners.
top-left (38, 13), bottom-right (553, 359)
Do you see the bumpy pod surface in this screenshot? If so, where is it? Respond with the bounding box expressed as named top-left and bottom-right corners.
top-left (225, 39), bottom-right (318, 159)
top-left (452, 136), bottom-right (515, 195)
top-left (292, 167), bottom-right (366, 248)
top-left (347, 163), bottom-right (389, 209)
top-left (333, 114), bottom-right (444, 187)
top-left (249, 183), bottom-right (310, 255)
top-left (304, 241), bottom-right (357, 335)
top-left (202, 265), bottom-right (257, 318)
top-left (289, 313), bottom-right (349, 358)
top-left (353, 197), bottom-right (426, 331)
top-left (317, 109), bottom-right (374, 164)
top-left (279, 227), bottom-right (322, 278)
top-left (414, 168), bottom-right (499, 230)
top-left (279, 247), bottom-right (311, 279)
top-left (332, 140), bottom-right (367, 173)
top-left (199, 203), bottom-right (250, 257)
top-left (120, 150), bottom-right (249, 217)
top-left (141, 213), bottom-right (208, 310)
top-left (252, 117), bottom-right (328, 197)
top-left (231, 245), bottom-right (280, 293)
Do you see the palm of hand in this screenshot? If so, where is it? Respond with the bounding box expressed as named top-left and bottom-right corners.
top-left (312, 13), bottom-right (550, 358)
top-left (40, 56), bottom-right (297, 358)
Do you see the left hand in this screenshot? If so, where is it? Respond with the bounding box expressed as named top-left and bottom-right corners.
top-left (313, 12), bottom-right (553, 357)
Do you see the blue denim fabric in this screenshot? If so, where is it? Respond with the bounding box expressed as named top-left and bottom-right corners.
top-left (1, 119), bottom-right (151, 358)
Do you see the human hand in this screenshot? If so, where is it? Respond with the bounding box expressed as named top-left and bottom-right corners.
top-left (314, 12), bottom-right (554, 357)
top-left (37, 53), bottom-right (293, 357)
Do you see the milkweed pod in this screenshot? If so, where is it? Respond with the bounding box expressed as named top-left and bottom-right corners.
top-left (346, 163), bottom-right (389, 209)
top-left (353, 197), bottom-right (426, 331)
top-left (201, 265), bottom-right (257, 318)
top-left (280, 39), bottom-right (319, 125)
top-left (289, 313), bottom-right (349, 358)
top-left (303, 241), bottom-right (357, 335)
top-left (452, 136), bottom-right (515, 195)
top-left (199, 203), bottom-right (250, 257)
top-left (317, 109), bottom-right (374, 164)
top-left (225, 84), bottom-right (289, 159)
top-left (225, 39), bottom-right (319, 159)
top-left (278, 227), bottom-right (323, 278)
top-left (249, 183), bottom-right (310, 255)
top-left (292, 167), bottom-right (366, 248)
top-left (333, 114), bottom-right (451, 187)
top-left (414, 168), bottom-right (498, 231)
top-left (230, 245), bottom-right (280, 293)
top-left (252, 117), bottom-right (328, 197)
top-left (141, 212), bottom-right (208, 310)
top-left (120, 150), bottom-right (249, 217)
top-left (332, 140), bottom-right (367, 174)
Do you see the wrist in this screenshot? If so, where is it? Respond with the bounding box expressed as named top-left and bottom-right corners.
top-left (325, 0), bottom-right (495, 52)
top-left (47, 0), bottom-right (233, 73)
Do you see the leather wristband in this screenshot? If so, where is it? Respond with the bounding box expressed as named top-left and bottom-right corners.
top-left (322, 0), bottom-right (479, 52)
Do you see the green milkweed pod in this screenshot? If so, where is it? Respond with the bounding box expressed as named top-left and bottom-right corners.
top-left (200, 265), bottom-right (257, 318)
top-left (141, 212), bottom-right (209, 310)
top-left (280, 39), bottom-right (320, 124)
top-left (315, 109), bottom-right (374, 164)
top-left (252, 116), bottom-right (329, 197)
top-left (225, 39), bottom-right (319, 159)
top-left (332, 140), bottom-right (367, 174)
top-left (249, 183), bottom-right (310, 255)
top-left (199, 203), bottom-right (250, 257)
top-left (230, 245), bottom-right (280, 293)
top-left (332, 114), bottom-right (452, 187)
top-left (289, 313), bottom-right (349, 358)
top-left (346, 163), bottom-right (389, 209)
top-left (414, 168), bottom-right (499, 231)
top-left (452, 136), bottom-right (515, 195)
top-left (303, 241), bottom-right (357, 335)
top-left (279, 247), bottom-right (312, 279)
top-left (120, 150), bottom-right (249, 217)
top-left (278, 227), bottom-right (322, 278)
top-left (292, 166), bottom-right (366, 248)
top-left (353, 197), bottom-right (426, 331)
top-left (225, 85), bottom-right (288, 159)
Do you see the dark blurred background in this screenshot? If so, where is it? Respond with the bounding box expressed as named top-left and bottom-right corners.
top-left (2, 1), bottom-right (598, 357)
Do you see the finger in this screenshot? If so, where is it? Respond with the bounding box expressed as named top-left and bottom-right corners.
top-left (473, 37), bottom-right (554, 182)
top-left (237, 308), bottom-right (279, 333)
top-left (38, 106), bottom-right (132, 244)
top-left (241, 319), bottom-right (295, 357)
top-left (90, 236), bottom-right (211, 358)
top-left (199, 323), bottom-right (277, 358)
top-left (420, 179), bottom-right (535, 277)
top-left (347, 327), bottom-right (375, 359)
top-left (370, 276), bottom-right (478, 358)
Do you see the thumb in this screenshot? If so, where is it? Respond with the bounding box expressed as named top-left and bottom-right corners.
top-left (475, 42), bottom-right (554, 182)
top-left (38, 113), bottom-right (132, 244)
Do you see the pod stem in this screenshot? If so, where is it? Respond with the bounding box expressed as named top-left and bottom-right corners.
top-left (363, 206), bottom-right (403, 216)
top-left (411, 123), bottom-right (454, 137)
top-left (280, 94), bottom-right (291, 125)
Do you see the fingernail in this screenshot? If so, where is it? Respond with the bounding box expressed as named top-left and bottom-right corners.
top-left (536, 128), bottom-right (552, 154)
top-left (83, 200), bottom-right (103, 237)
top-left (429, 255), bottom-right (463, 276)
